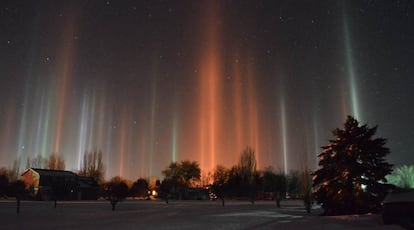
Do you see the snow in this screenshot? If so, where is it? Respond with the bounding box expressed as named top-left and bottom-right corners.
top-left (0, 199), bottom-right (404, 230)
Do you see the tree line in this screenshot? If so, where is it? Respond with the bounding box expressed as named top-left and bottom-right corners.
top-left (1, 116), bottom-right (413, 215)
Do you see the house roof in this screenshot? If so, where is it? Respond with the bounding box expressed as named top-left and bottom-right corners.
top-left (383, 189), bottom-right (414, 203)
top-left (22, 168), bottom-right (77, 177)
top-left (78, 176), bottom-right (99, 188)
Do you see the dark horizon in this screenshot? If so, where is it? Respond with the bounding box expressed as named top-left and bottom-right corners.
top-left (0, 0), bottom-right (413, 180)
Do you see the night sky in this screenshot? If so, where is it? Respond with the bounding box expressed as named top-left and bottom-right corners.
top-left (0, 0), bottom-right (413, 180)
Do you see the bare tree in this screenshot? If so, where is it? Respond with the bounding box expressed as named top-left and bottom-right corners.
top-left (239, 146), bottom-right (257, 182)
top-left (162, 160), bottom-right (201, 199)
top-left (8, 159), bottom-right (21, 181)
top-left (180, 160), bottom-right (201, 187)
top-left (238, 146), bottom-right (257, 204)
top-left (262, 166), bottom-right (286, 207)
top-left (47, 152), bottom-right (65, 170)
top-left (213, 165), bottom-right (229, 206)
top-left (25, 153), bottom-right (64, 170)
top-left (200, 171), bottom-right (213, 187)
top-left (10, 180), bottom-right (26, 214)
top-left (0, 160), bottom-right (23, 199)
top-left (0, 168), bottom-right (9, 198)
top-left (107, 177), bottom-right (129, 211)
top-left (300, 164), bottom-right (312, 213)
top-left (26, 155), bottom-right (47, 169)
top-left (79, 149), bottom-right (105, 184)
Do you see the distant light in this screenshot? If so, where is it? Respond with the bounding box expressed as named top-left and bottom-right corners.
top-left (361, 184), bottom-right (367, 190)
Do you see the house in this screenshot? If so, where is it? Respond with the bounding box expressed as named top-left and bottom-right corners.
top-left (77, 176), bottom-right (99, 200)
top-left (21, 168), bottom-right (98, 200)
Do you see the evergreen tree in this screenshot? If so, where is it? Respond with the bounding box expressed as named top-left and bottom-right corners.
top-left (312, 116), bottom-right (393, 215)
top-left (130, 178), bottom-right (149, 198)
top-left (385, 165), bottom-right (414, 189)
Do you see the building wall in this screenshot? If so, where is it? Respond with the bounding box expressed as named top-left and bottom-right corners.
top-left (21, 169), bottom-right (40, 195)
top-left (21, 168), bottom-right (99, 200)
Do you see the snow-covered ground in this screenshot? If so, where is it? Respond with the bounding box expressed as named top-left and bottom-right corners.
top-left (0, 199), bottom-right (404, 230)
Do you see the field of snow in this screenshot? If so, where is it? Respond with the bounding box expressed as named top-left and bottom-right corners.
top-left (0, 199), bottom-right (404, 230)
